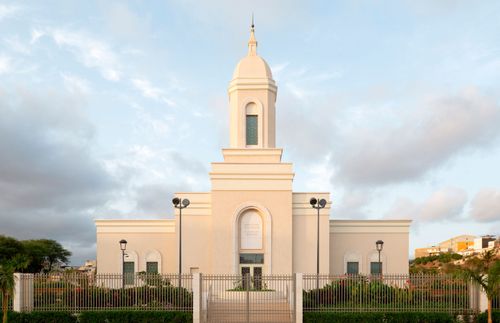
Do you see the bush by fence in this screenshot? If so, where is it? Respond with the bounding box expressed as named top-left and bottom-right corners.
top-left (303, 312), bottom-right (464, 323)
top-left (303, 274), bottom-right (474, 312)
top-left (25, 273), bottom-right (193, 312)
top-left (0, 311), bottom-right (77, 323)
top-left (0, 311), bottom-right (192, 323)
top-left (78, 311), bottom-right (192, 323)
top-left (476, 310), bottom-right (500, 323)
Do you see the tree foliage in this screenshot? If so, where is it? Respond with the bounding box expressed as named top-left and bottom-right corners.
top-left (0, 255), bottom-right (29, 323)
top-left (413, 252), bottom-right (463, 265)
top-left (452, 249), bottom-right (500, 323)
top-left (0, 235), bottom-right (71, 323)
top-left (0, 236), bottom-right (71, 273)
top-left (21, 239), bottom-right (71, 273)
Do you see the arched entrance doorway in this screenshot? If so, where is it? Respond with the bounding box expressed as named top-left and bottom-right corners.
top-left (239, 209), bottom-right (263, 287)
top-left (233, 203), bottom-right (272, 277)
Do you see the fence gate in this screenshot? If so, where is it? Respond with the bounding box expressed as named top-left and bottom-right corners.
top-left (201, 274), bottom-right (295, 323)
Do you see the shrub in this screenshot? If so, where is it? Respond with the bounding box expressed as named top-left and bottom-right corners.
top-left (303, 312), bottom-right (459, 323)
top-left (78, 311), bottom-right (192, 323)
top-left (0, 311), bottom-right (77, 323)
top-left (476, 310), bottom-right (500, 323)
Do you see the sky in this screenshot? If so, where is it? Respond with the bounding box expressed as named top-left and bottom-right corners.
top-left (0, 0), bottom-right (499, 265)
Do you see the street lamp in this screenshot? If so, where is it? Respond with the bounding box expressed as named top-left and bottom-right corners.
top-left (310, 197), bottom-right (327, 289)
top-left (119, 239), bottom-right (127, 287)
top-left (376, 240), bottom-right (384, 275)
top-left (173, 197), bottom-right (190, 288)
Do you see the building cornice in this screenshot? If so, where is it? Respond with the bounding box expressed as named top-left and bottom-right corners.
top-left (329, 219), bottom-right (412, 234)
top-left (95, 219), bottom-right (175, 234)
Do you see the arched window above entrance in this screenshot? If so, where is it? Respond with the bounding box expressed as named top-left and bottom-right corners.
top-left (240, 210), bottom-right (263, 250)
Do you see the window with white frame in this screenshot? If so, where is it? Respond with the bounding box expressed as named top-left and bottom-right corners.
top-left (347, 262), bottom-right (359, 274)
top-left (146, 262), bottom-right (158, 274)
top-left (144, 250), bottom-right (162, 274)
top-left (343, 252), bottom-right (361, 275)
top-left (245, 102), bottom-right (259, 146)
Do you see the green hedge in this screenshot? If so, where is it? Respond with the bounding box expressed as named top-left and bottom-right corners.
top-left (0, 311), bottom-right (77, 323)
top-left (0, 311), bottom-right (191, 323)
top-left (476, 310), bottom-right (500, 323)
top-left (303, 312), bottom-right (461, 323)
top-left (78, 311), bottom-right (192, 323)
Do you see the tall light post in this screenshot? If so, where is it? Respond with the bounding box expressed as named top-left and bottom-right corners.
top-left (173, 197), bottom-right (190, 288)
top-left (310, 197), bottom-right (327, 290)
top-left (119, 239), bottom-right (127, 288)
top-left (376, 240), bottom-right (384, 275)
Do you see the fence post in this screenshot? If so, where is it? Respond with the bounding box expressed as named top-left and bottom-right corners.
top-left (193, 273), bottom-right (201, 323)
top-left (295, 273), bottom-right (303, 323)
top-left (478, 283), bottom-right (488, 313)
top-left (13, 273), bottom-right (33, 312)
top-left (13, 273), bottom-right (22, 312)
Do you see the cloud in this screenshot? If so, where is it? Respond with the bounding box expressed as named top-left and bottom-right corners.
top-left (50, 29), bottom-right (121, 81)
top-left (0, 54), bottom-right (11, 74)
top-left (385, 187), bottom-right (467, 222)
top-left (131, 78), bottom-right (176, 106)
top-left (30, 29), bottom-right (45, 44)
top-left (334, 88), bottom-right (500, 186)
top-left (0, 86), bottom-right (115, 262)
top-left (470, 189), bottom-right (500, 222)
top-left (4, 36), bottom-right (31, 55)
top-left (61, 73), bottom-right (91, 95)
top-left (0, 4), bottom-right (18, 20)
top-left (333, 189), bottom-right (373, 219)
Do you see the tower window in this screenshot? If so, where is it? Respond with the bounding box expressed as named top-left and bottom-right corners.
top-left (246, 115), bottom-right (258, 145)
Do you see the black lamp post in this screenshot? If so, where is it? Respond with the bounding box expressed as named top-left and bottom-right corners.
top-left (376, 240), bottom-right (384, 275)
top-left (119, 239), bottom-right (127, 287)
top-left (310, 197), bottom-right (327, 289)
top-left (173, 197), bottom-right (190, 288)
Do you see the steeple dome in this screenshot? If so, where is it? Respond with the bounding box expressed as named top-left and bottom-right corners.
top-left (232, 24), bottom-right (273, 80)
top-left (228, 21), bottom-right (278, 149)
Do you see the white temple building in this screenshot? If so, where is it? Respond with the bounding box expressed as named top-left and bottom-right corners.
top-left (95, 26), bottom-right (411, 277)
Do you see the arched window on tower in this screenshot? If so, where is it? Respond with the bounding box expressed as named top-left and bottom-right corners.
top-left (245, 102), bottom-right (258, 146)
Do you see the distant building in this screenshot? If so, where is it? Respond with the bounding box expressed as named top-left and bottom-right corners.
top-left (78, 260), bottom-right (97, 274)
top-left (415, 234), bottom-right (476, 258)
top-left (473, 235), bottom-right (496, 250)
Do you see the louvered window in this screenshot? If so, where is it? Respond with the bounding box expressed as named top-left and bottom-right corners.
top-left (246, 115), bottom-right (258, 145)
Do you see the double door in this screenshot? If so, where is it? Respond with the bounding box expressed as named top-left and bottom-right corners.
top-left (240, 264), bottom-right (263, 290)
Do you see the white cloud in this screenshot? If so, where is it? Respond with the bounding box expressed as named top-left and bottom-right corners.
top-left (0, 4), bottom-right (18, 20)
top-left (335, 88), bottom-right (500, 186)
top-left (385, 187), bottom-right (467, 222)
top-left (131, 78), bottom-right (176, 106)
top-left (30, 29), bottom-right (45, 44)
top-left (0, 55), bottom-right (11, 74)
top-left (61, 73), bottom-right (91, 95)
top-left (51, 29), bottom-right (121, 81)
top-left (4, 36), bottom-right (30, 54)
top-left (333, 189), bottom-right (373, 219)
top-left (470, 189), bottom-right (500, 222)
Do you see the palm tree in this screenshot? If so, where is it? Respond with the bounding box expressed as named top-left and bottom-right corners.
top-left (0, 256), bottom-right (28, 323)
top-left (457, 249), bottom-right (500, 323)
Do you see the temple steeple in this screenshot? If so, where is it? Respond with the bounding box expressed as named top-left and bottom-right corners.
top-left (248, 16), bottom-right (257, 56)
top-left (228, 22), bottom-right (278, 149)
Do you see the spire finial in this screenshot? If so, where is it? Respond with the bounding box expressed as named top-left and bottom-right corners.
top-left (248, 13), bottom-right (257, 55)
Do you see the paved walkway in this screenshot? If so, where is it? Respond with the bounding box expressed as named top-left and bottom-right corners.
top-left (207, 301), bottom-right (293, 323)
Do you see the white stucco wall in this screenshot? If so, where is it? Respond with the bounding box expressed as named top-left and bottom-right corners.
top-left (329, 220), bottom-right (411, 275)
